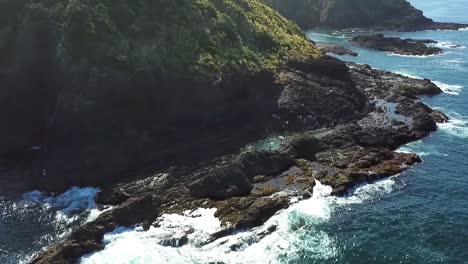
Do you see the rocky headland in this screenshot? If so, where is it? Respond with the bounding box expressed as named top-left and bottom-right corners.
top-left (31, 58), bottom-right (449, 263)
top-left (264, 0), bottom-right (468, 31)
top-left (0, 0), bottom-right (455, 263)
top-left (351, 33), bottom-right (444, 56)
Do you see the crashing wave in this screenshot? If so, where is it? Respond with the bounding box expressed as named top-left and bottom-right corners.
top-left (80, 179), bottom-right (401, 264)
top-left (433, 81), bottom-right (464, 95)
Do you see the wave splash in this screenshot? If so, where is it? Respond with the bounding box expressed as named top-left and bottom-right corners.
top-left (433, 81), bottom-right (464, 95)
top-left (438, 113), bottom-right (468, 138)
top-left (22, 187), bottom-right (103, 223)
top-left (80, 179), bottom-right (398, 264)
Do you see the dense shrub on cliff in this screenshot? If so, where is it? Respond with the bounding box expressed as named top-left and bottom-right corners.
top-left (1, 0), bottom-right (320, 74)
top-left (264, 0), bottom-right (430, 29)
top-left (0, 0), bottom-right (321, 189)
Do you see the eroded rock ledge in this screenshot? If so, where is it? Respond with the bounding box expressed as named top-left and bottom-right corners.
top-left (351, 33), bottom-right (443, 56)
top-left (32, 59), bottom-right (448, 264)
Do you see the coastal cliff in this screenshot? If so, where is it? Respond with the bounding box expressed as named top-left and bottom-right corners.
top-left (0, 0), bottom-right (321, 191)
top-left (0, 0), bottom-right (457, 263)
top-left (264, 0), bottom-right (468, 31)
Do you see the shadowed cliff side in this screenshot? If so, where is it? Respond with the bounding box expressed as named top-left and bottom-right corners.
top-left (264, 0), bottom-right (468, 31)
top-left (0, 0), bottom-right (322, 191)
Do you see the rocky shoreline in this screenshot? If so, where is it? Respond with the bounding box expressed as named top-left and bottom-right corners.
top-left (351, 33), bottom-right (444, 56)
top-left (31, 58), bottom-right (449, 263)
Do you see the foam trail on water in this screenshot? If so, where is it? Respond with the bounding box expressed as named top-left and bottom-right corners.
top-left (2, 187), bottom-right (104, 264)
top-left (395, 71), bottom-right (423, 79)
top-left (81, 179), bottom-right (400, 264)
top-left (387, 53), bottom-right (435, 58)
top-left (438, 114), bottom-right (468, 138)
top-left (23, 187), bottom-right (103, 224)
top-left (433, 41), bottom-right (466, 49)
top-left (396, 140), bottom-right (440, 157)
top-left (433, 81), bottom-right (464, 95)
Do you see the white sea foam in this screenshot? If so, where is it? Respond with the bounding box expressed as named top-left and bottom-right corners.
top-left (396, 140), bottom-right (435, 157)
top-left (387, 53), bottom-right (436, 58)
top-left (394, 71), bottom-right (424, 79)
top-left (433, 81), bottom-right (464, 95)
top-left (433, 41), bottom-right (466, 49)
top-left (81, 179), bottom-right (400, 264)
top-left (22, 186), bottom-right (103, 224)
top-left (438, 115), bottom-right (468, 138)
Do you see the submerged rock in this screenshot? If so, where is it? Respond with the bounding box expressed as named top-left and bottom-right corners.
top-left (351, 34), bottom-right (443, 56)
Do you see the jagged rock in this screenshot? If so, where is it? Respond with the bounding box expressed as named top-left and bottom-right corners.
top-left (431, 110), bottom-right (450, 123)
top-left (188, 162), bottom-right (252, 199)
top-left (351, 34), bottom-right (443, 56)
top-left (237, 151), bottom-right (294, 177)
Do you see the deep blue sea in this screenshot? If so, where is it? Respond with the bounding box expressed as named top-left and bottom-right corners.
top-left (1, 0), bottom-right (467, 263)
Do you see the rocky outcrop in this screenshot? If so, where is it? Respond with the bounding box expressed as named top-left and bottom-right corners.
top-left (31, 58), bottom-right (448, 263)
top-left (351, 34), bottom-right (443, 56)
top-left (32, 195), bottom-right (160, 264)
top-left (264, 0), bottom-right (468, 31)
top-left (315, 42), bottom-right (358, 56)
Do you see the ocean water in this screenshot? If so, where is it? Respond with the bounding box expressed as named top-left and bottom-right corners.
top-left (2, 0), bottom-right (468, 263)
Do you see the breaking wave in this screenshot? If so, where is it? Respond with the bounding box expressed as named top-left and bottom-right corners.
top-left (80, 179), bottom-right (400, 264)
top-left (433, 81), bottom-right (464, 95)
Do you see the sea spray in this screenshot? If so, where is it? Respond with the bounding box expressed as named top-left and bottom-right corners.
top-left (432, 81), bottom-right (464, 95)
top-left (80, 179), bottom-right (400, 264)
top-left (1, 187), bottom-right (104, 264)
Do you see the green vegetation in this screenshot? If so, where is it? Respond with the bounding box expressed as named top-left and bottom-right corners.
top-left (2, 0), bottom-right (320, 74)
top-left (264, 0), bottom-right (416, 29)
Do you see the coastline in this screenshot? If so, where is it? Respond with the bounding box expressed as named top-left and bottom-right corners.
top-left (30, 57), bottom-right (450, 263)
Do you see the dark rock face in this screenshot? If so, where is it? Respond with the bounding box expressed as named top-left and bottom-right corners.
top-left (277, 57), bottom-right (367, 131)
top-left (188, 150), bottom-right (294, 199)
top-left (351, 34), bottom-right (443, 56)
top-left (264, 0), bottom-right (468, 31)
top-left (188, 161), bottom-right (252, 199)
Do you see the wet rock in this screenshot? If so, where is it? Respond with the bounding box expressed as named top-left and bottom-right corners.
top-left (283, 133), bottom-right (323, 161)
top-left (431, 110), bottom-right (450, 123)
top-left (159, 235), bottom-right (189, 248)
top-left (315, 42), bottom-right (358, 57)
top-left (351, 34), bottom-right (443, 56)
top-left (214, 196), bottom-right (289, 228)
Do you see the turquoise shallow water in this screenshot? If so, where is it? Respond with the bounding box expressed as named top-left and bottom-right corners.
top-left (1, 1), bottom-right (468, 263)
top-left (303, 0), bottom-right (468, 263)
